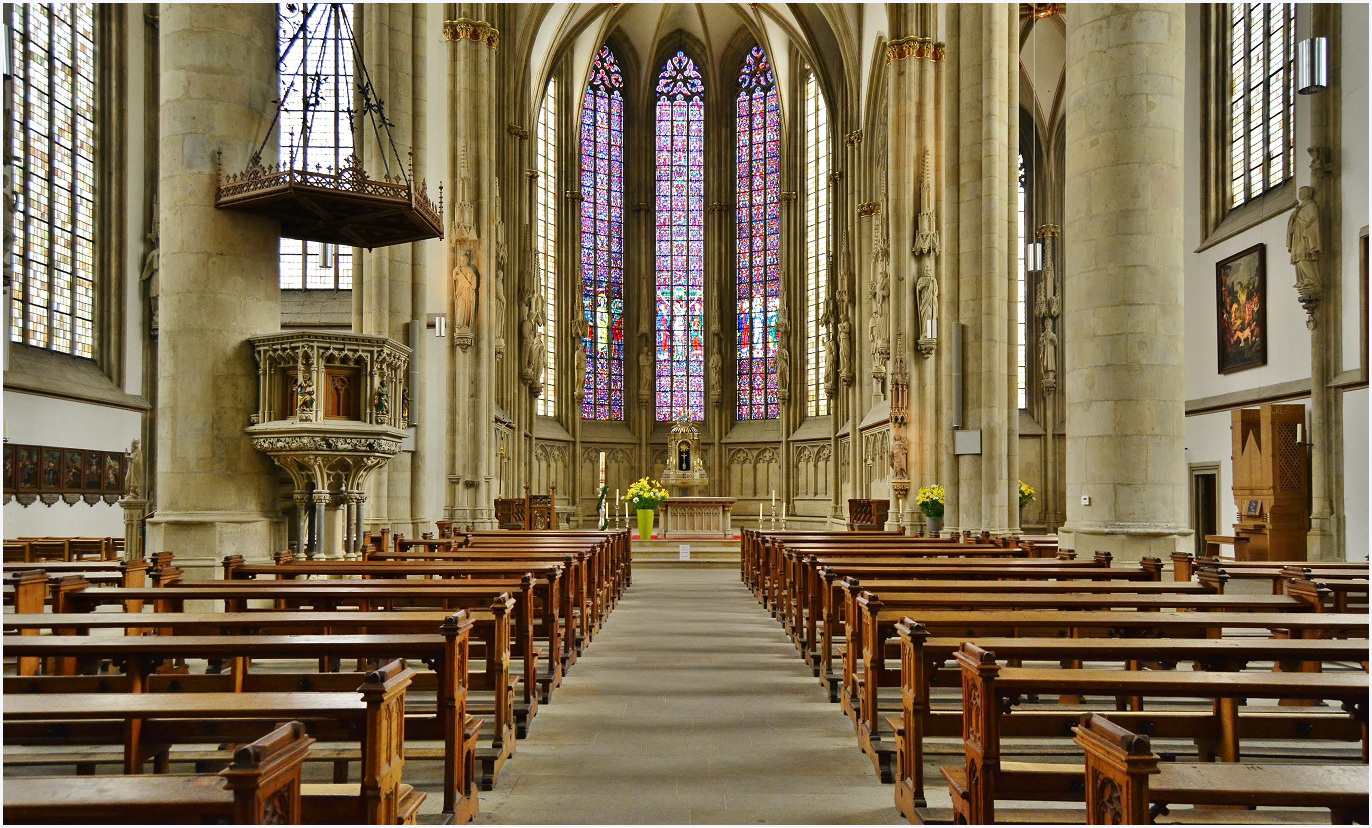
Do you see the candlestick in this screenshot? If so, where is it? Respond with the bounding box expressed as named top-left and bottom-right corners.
top-left (771, 490), bottom-right (776, 510)
top-left (760, 503), bottom-right (764, 526)
top-left (598, 451), bottom-right (606, 486)
top-left (1296, 423), bottom-right (1303, 443)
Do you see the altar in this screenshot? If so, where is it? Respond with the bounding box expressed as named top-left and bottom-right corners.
top-left (660, 497), bottom-right (736, 539)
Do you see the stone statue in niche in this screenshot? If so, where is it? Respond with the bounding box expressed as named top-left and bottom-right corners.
top-left (638, 333), bottom-right (653, 401)
top-left (493, 179), bottom-right (508, 358)
top-left (400, 385), bottom-right (411, 423)
top-left (532, 300), bottom-right (548, 393)
top-left (916, 259), bottom-right (939, 335)
top-left (296, 357), bottom-right (316, 422)
top-left (1286, 184), bottom-right (1322, 326)
top-left (870, 229), bottom-right (891, 359)
top-left (912, 150), bottom-right (941, 257)
top-left (140, 193), bottom-right (160, 336)
top-left (821, 295), bottom-right (837, 398)
top-left (836, 231), bottom-right (854, 386)
top-left (776, 309), bottom-right (792, 403)
top-left (374, 376), bottom-right (390, 419)
top-left (124, 439), bottom-right (143, 500)
top-left (707, 325), bottom-right (722, 406)
top-left (889, 430), bottom-right (909, 480)
top-left (572, 329), bottom-right (588, 404)
top-left (521, 290), bottom-right (543, 390)
top-left (838, 308), bottom-right (853, 384)
top-left (1039, 321), bottom-right (1058, 378)
top-left (453, 244), bottom-right (479, 330)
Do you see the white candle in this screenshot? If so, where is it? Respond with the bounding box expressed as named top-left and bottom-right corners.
top-left (1295, 423), bottom-right (1303, 443)
top-left (781, 504), bottom-right (786, 521)
top-left (771, 490), bottom-right (776, 509)
top-left (598, 451), bottom-right (606, 486)
top-left (760, 503), bottom-right (765, 524)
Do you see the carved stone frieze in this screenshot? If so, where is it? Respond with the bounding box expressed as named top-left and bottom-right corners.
top-left (443, 18), bottom-right (499, 49)
top-left (886, 36), bottom-right (946, 63)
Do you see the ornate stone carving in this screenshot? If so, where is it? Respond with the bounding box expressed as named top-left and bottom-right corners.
top-left (836, 232), bottom-right (854, 386)
top-left (776, 303), bottom-right (792, 403)
top-left (1286, 184), bottom-right (1322, 329)
top-left (520, 289), bottom-right (545, 394)
top-left (1039, 322), bottom-right (1059, 393)
top-left (572, 328), bottom-right (588, 405)
top-left (124, 439), bottom-right (143, 500)
top-left (820, 293), bottom-right (837, 398)
top-left (916, 260), bottom-right (939, 342)
top-left (870, 214), bottom-right (892, 385)
top-left (453, 143), bottom-right (476, 241)
top-left (885, 36), bottom-right (946, 63)
top-left (452, 243), bottom-right (478, 348)
top-left (442, 18), bottom-right (499, 49)
top-left (913, 151), bottom-right (940, 257)
top-left (638, 332), bottom-right (653, 402)
top-left (493, 178), bottom-right (507, 359)
top-left (890, 430), bottom-right (910, 480)
top-left (249, 433), bottom-right (403, 454)
top-left (708, 325), bottom-right (723, 406)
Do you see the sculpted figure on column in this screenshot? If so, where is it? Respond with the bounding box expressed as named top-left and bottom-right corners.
top-left (889, 430), bottom-right (909, 479)
top-left (638, 333), bottom-right (653, 401)
top-left (572, 330), bottom-right (588, 404)
top-left (140, 194), bottom-right (160, 335)
top-left (520, 291), bottom-right (540, 386)
top-left (493, 180), bottom-right (508, 358)
top-left (1039, 321), bottom-right (1058, 375)
top-left (707, 325), bottom-right (722, 406)
top-left (916, 260), bottom-right (939, 334)
top-left (871, 218), bottom-right (891, 357)
top-left (912, 150), bottom-right (941, 257)
top-left (124, 439), bottom-right (144, 500)
top-left (1286, 185), bottom-right (1322, 298)
top-left (775, 312), bottom-right (792, 402)
top-left (453, 245), bottom-right (478, 329)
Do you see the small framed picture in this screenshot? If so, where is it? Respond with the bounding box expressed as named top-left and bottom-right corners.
top-left (102, 452), bottom-right (125, 493)
top-left (62, 449), bottom-right (84, 493)
top-left (1216, 244), bottom-right (1268, 374)
top-left (1245, 499), bottom-right (1262, 517)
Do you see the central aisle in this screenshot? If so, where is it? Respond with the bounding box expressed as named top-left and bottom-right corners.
top-left (474, 567), bottom-right (902, 824)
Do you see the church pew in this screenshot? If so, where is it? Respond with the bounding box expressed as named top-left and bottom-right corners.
top-left (60, 576), bottom-right (542, 734)
top-left (1171, 550), bottom-right (1368, 585)
top-left (1287, 576), bottom-right (1370, 614)
top-left (1072, 713), bottom-right (1369, 825)
top-left (2, 720), bottom-right (316, 825)
top-left (3, 659), bottom-right (424, 825)
top-left (3, 615), bottom-right (481, 819)
top-left (891, 620), bottom-right (1371, 812)
top-left (808, 561), bottom-right (1169, 693)
top-left (224, 553), bottom-right (571, 700)
top-left (941, 643), bottom-right (1369, 825)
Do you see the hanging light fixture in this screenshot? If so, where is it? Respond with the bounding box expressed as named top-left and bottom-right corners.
top-left (1296, 37), bottom-right (1328, 95)
top-left (216, 3), bottom-right (443, 249)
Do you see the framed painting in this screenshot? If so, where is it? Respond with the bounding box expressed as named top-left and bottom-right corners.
top-left (102, 452), bottom-right (125, 493)
top-left (16, 446), bottom-right (39, 490)
top-left (62, 449), bottom-right (84, 493)
top-left (84, 451), bottom-right (105, 491)
top-left (40, 448), bottom-right (63, 490)
top-left (3, 444), bottom-right (12, 491)
top-left (1216, 243), bottom-right (1267, 374)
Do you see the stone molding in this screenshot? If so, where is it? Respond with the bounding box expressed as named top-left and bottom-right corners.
top-left (885, 37), bottom-right (945, 63)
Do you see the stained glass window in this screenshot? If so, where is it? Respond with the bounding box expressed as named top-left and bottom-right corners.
top-left (1017, 154), bottom-right (1028, 410)
top-left (735, 46), bottom-right (781, 421)
top-left (535, 78), bottom-right (558, 416)
top-left (803, 71), bottom-right (831, 417)
top-left (580, 46), bottom-right (625, 420)
top-left (278, 3), bottom-right (354, 290)
top-left (1228, 3), bottom-right (1294, 209)
top-left (8, 3), bottom-right (98, 358)
top-left (654, 51), bottom-right (706, 423)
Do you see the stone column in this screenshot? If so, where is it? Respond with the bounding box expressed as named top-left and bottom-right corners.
top-left (445, 7), bottom-right (500, 527)
top-left (1059, 4), bottom-right (1189, 562)
top-left (120, 499), bottom-right (148, 563)
top-left (947, 3), bottom-right (1019, 535)
top-left (147, 4), bottom-right (281, 573)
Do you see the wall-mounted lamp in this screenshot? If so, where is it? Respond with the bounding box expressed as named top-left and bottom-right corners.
top-left (434, 315), bottom-right (447, 337)
top-left (1025, 241), bottom-right (1043, 272)
top-left (1296, 37), bottom-right (1328, 95)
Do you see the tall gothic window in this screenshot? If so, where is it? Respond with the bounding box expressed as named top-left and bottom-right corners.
top-left (278, 3), bottom-right (354, 290)
top-left (735, 46), bottom-right (780, 421)
top-left (535, 78), bottom-right (558, 416)
top-left (1016, 153), bottom-right (1028, 410)
top-left (1227, 2), bottom-right (1295, 209)
top-left (580, 46), bottom-right (625, 420)
top-left (803, 71), bottom-right (830, 417)
top-left (654, 51), bottom-right (705, 423)
top-left (8, 3), bottom-right (98, 358)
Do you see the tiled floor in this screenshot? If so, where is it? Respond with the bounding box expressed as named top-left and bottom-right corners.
top-left (464, 567), bottom-right (903, 825)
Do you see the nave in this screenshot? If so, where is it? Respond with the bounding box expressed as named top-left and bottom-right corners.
top-left (471, 567), bottom-right (900, 825)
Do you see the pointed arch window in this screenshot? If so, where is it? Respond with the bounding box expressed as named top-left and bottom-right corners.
top-left (8, 3), bottom-right (99, 357)
top-left (534, 77), bottom-right (557, 416)
top-left (1227, 2), bottom-right (1295, 209)
top-left (579, 45), bottom-right (625, 420)
top-left (277, 3), bottom-right (354, 290)
top-left (654, 51), bottom-right (706, 423)
top-left (803, 70), bottom-right (830, 417)
top-left (735, 46), bottom-right (781, 421)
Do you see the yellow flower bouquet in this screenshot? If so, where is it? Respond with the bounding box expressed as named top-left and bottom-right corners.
top-left (1018, 480), bottom-right (1036, 509)
top-left (624, 477), bottom-right (669, 511)
top-left (915, 484), bottom-right (945, 520)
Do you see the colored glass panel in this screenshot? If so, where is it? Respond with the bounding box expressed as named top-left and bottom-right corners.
top-left (1017, 154), bottom-right (1028, 409)
top-left (278, 3), bottom-right (354, 289)
top-left (735, 46), bottom-right (780, 421)
top-left (8, 3), bottom-right (97, 357)
top-left (580, 46), bottom-right (625, 419)
top-left (654, 51), bottom-right (706, 423)
top-left (1227, 3), bottom-right (1294, 208)
top-left (536, 78), bottom-right (558, 416)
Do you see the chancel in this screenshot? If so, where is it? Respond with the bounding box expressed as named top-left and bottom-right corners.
top-left (2, 2), bottom-right (1367, 825)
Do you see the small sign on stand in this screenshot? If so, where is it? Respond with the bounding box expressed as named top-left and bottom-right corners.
top-left (678, 544), bottom-right (691, 560)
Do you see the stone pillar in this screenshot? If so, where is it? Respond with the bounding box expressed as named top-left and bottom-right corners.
top-left (947, 3), bottom-right (1019, 535)
top-left (147, 4), bottom-right (281, 573)
top-left (1059, 4), bottom-right (1189, 562)
top-left (445, 8), bottom-right (500, 528)
top-left (120, 499), bottom-right (148, 563)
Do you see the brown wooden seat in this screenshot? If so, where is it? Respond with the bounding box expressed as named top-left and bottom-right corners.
top-left (2, 720), bottom-right (315, 825)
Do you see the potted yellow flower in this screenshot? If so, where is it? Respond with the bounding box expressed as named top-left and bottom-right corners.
top-left (915, 484), bottom-right (945, 537)
top-left (624, 477), bottom-right (669, 540)
top-left (1018, 480), bottom-right (1036, 519)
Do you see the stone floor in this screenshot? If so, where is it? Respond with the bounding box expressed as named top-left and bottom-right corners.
top-left (462, 567), bottom-right (904, 825)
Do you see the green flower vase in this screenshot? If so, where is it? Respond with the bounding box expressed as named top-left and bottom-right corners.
top-left (636, 508), bottom-right (655, 540)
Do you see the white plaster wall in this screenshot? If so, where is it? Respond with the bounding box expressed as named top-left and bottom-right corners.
top-left (1344, 388), bottom-right (1368, 560)
top-left (422, 8), bottom-right (452, 522)
top-left (2, 391), bottom-right (141, 537)
top-left (1340, 4), bottom-right (1369, 373)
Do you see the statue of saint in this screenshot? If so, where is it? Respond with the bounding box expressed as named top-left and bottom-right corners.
top-left (638, 333), bottom-right (653, 398)
top-left (140, 194), bottom-right (160, 334)
top-left (916, 261), bottom-right (939, 334)
top-left (1038, 322), bottom-right (1058, 374)
top-left (572, 332), bottom-right (588, 403)
top-left (1287, 185), bottom-right (1322, 296)
top-left (776, 339), bottom-right (791, 399)
top-left (374, 377), bottom-right (390, 419)
top-left (453, 245), bottom-right (478, 329)
top-left (124, 439), bottom-right (143, 500)
top-left (890, 431), bottom-right (909, 480)
top-left (838, 311), bottom-right (853, 380)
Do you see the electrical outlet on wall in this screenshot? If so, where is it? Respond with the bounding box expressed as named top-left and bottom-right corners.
top-left (1080, 495), bottom-right (1091, 506)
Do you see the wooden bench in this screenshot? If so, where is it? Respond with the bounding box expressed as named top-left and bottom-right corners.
top-left (942, 642), bottom-right (1369, 824)
top-left (2, 720), bottom-right (315, 825)
top-left (891, 619), bottom-right (1370, 814)
top-left (3, 614), bottom-right (480, 819)
top-left (4, 659), bottom-right (424, 825)
top-left (1073, 712), bottom-right (1369, 825)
